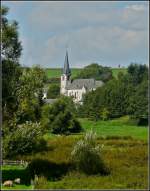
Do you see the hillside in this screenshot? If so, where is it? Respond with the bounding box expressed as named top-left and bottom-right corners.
top-left (45, 68), bottom-right (127, 79)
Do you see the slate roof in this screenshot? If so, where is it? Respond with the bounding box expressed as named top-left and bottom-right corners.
top-left (66, 78), bottom-right (104, 90)
top-left (44, 99), bottom-right (57, 104)
top-left (63, 51), bottom-right (71, 76)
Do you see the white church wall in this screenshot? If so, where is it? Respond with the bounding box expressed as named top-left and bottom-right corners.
top-left (67, 88), bottom-right (86, 103)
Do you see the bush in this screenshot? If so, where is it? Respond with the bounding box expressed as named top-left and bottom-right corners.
top-left (41, 96), bottom-right (82, 134)
top-left (71, 130), bottom-right (108, 175)
top-left (26, 158), bottom-right (71, 181)
top-left (100, 108), bottom-right (110, 121)
top-left (47, 84), bottom-right (60, 99)
top-left (3, 121), bottom-right (47, 158)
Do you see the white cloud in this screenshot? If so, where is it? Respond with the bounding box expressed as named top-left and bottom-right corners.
top-left (125, 4), bottom-right (146, 11)
top-left (18, 1), bottom-right (148, 67)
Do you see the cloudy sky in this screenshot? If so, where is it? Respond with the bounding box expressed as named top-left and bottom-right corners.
top-left (2, 1), bottom-right (149, 68)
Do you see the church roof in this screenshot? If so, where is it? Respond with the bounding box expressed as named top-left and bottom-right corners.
top-left (66, 78), bottom-right (104, 90)
top-left (63, 51), bottom-right (71, 76)
top-left (44, 99), bottom-right (57, 104)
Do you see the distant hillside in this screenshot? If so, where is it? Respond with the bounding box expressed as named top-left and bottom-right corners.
top-left (45, 68), bottom-right (127, 79)
top-left (45, 68), bottom-right (82, 79)
top-left (111, 68), bottom-right (127, 78)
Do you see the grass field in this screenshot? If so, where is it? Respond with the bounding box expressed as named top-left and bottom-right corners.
top-left (45, 67), bottom-right (127, 79)
top-left (2, 117), bottom-right (148, 190)
top-left (111, 68), bottom-right (127, 78)
top-left (79, 116), bottom-right (148, 140)
top-left (45, 68), bottom-right (82, 78)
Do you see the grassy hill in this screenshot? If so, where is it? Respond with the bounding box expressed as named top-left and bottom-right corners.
top-left (111, 68), bottom-right (127, 78)
top-left (45, 68), bottom-right (82, 79)
top-left (45, 68), bottom-right (127, 79)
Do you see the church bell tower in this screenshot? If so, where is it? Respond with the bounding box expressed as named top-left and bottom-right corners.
top-left (60, 51), bottom-right (71, 95)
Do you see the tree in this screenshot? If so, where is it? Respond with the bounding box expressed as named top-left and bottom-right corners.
top-left (41, 96), bottom-right (82, 134)
top-left (127, 63), bottom-right (148, 86)
top-left (16, 66), bottom-right (47, 123)
top-left (82, 77), bottom-right (130, 120)
top-left (75, 63), bottom-right (113, 82)
top-left (127, 79), bottom-right (148, 125)
top-left (3, 121), bottom-right (46, 158)
top-left (1, 6), bottom-right (22, 119)
top-left (47, 84), bottom-right (60, 99)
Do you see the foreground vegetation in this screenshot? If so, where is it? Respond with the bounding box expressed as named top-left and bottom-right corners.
top-left (2, 133), bottom-right (148, 189)
top-left (2, 117), bottom-right (148, 190)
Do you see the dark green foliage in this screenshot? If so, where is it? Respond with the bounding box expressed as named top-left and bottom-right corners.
top-left (47, 84), bottom-right (60, 98)
top-left (15, 66), bottom-right (47, 123)
top-left (75, 63), bottom-right (113, 82)
top-left (1, 6), bottom-right (22, 61)
top-left (26, 158), bottom-right (71, 181)
top-left (1, 6), bottom-right (22, 119)
top-left (41, 97), bottom-right (82, 134)
top-left (81, 63), bottom-right (148, 122)
top-left (127, 79), bottom-right (148, 125)
top-left (82, 78), bottom-right (129, 120)
top-left (127, 63), bottom-right (148, 85)
top-left (2, 167), bottom-right (31, 185)
top-left (3, 122), bottom-right (47, 158)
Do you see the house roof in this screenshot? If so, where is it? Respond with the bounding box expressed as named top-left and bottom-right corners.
top-left (66, 78), bottom-right (104, 90)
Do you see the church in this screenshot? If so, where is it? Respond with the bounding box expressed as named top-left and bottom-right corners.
top-left (60, 51), bottom-right (104, 104)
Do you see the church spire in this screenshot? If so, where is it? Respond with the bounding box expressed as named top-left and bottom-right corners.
top-left (63, 50), bottom-right (71, 77)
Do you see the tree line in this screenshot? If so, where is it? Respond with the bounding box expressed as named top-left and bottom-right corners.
top-left (78, 63), bottom-right (148, 125)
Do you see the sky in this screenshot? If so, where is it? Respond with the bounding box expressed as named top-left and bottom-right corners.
top-left (2, 1), bottom-right (149, 68)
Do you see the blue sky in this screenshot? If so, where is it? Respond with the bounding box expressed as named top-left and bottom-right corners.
top-left (2, 1), bottom-right (149, 68)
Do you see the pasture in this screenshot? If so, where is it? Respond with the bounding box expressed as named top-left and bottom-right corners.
top-left (45, 68), bottom-right (82, 79)
top-left (2, 117), bottom-right (148, 190)
top-left (45, 67), bottom-right (127, 79)
top-left (111, 67), bottom-right (127, 78)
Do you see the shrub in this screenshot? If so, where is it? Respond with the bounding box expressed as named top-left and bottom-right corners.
top-left (26, 158), bottom-right (71, 181)
top-left (41, 96), bottom-right (82, 134)
top-left (3, 121), bottom-right (47, 158)
top-left (47, 84), bottom-right (60, 99)
top-left (71, 130), bottom-right (108, 175)
top-left (100, 108), bottom-right (110, 121)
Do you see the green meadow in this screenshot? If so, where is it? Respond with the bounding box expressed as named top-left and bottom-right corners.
top-left (2, 117), bottom-right (148, 190)
top-left (45, 67), bottom-right (127, 79)
top-left (111, 68), bottom-right (127, 78)
top-left (79, 116), bottom-right (148, 140)
top-left (45, 68), bottom-right (82, 78)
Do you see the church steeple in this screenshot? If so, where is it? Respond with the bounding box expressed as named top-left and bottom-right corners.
top-left (63, 50), bottom-right (71, 77)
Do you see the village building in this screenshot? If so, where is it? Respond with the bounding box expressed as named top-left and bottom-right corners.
top-left (43, 51), bottom-right (104, 104)
top-left (60, 51), bottom-right (104, 104)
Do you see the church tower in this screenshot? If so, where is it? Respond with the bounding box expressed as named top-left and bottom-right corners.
top-left (60, 51), bottom-right (71, 95)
